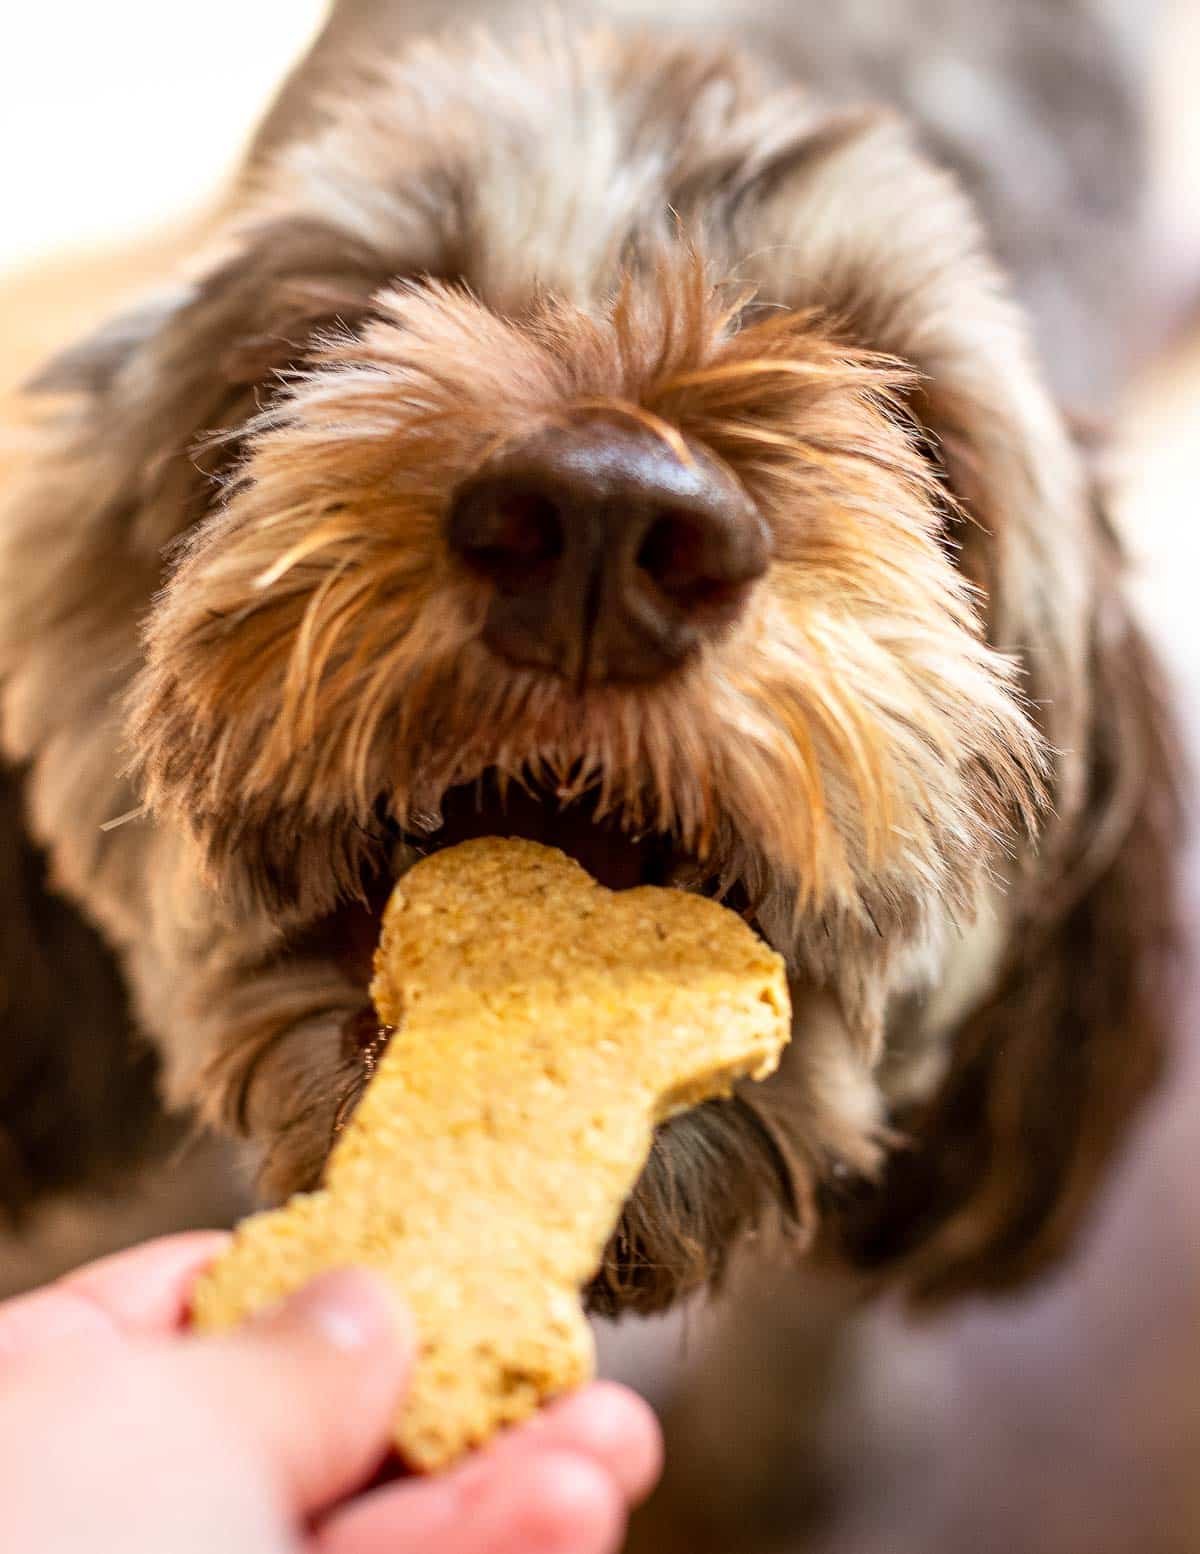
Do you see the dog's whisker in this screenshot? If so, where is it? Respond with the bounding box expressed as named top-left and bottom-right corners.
top-left (99, 804), bottom-right (147, 833)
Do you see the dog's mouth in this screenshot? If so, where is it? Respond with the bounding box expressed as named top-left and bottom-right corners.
top-left (297, 769), bottom-right (746, 992)
top-left (279, 768), bottom-right (766, 1161)
top-left (409, 775), bottom-right (686, 893)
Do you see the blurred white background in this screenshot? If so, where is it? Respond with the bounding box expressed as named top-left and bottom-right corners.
top-left (0, 1), bottom-right (324, 272)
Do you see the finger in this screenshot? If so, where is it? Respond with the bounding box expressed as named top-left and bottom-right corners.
top-left (316, 1446), bottom-right (626, 1554)
top-left (506, 1382), bottom-right (663, 1506)
top-left (64, 1232), bottom-right (232, 1333)
top-left (0, 1232), bottom-right (231, 1361)
top-left (180, 1267), bottom-right (412, 1517)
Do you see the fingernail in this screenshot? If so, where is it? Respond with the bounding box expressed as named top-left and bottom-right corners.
top-left (271, 1267), bottom-right (410, 1356)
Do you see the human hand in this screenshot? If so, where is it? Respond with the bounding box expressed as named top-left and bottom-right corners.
top-left (0, 1233), bottom-right (661, 1554)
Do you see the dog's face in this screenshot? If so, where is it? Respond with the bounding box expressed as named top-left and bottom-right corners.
top-left (0, 28), bottom-right (1173, 1311)
top-left (139, 264), bottom-right (1041, 988)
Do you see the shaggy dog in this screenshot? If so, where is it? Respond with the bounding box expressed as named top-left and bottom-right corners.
top-left (0, 0), bottom-right (1180, 1444)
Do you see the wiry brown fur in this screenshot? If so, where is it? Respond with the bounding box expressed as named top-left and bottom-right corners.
top-left (0, 16), bottom-right (1180, 1318)
top-left (834, 495), bottom-right (1185, 1300)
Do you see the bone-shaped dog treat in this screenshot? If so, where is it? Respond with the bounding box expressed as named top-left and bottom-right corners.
top-left (191, 837), bottom-right (791, 1469)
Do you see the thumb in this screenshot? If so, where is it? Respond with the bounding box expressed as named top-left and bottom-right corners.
top-left (183, 1268), bottom-right (413, 1517)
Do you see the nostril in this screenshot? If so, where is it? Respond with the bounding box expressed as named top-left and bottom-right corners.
top-left (636, 509), bottom-right (750, 615)
top-left (447, 485), bottom-right (564, 594)
top-left (448, 420), bottom-right (769, 679)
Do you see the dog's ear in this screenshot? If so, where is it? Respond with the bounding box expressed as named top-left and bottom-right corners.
top-left (837, 481), bottom-right (1185, 1299)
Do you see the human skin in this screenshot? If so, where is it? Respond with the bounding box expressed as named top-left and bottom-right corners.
top-left (0, 1233), bottom-right (662, 1554)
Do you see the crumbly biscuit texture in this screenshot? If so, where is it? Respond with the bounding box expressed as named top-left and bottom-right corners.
top-left (192, 837), bottom-right (791, 1469)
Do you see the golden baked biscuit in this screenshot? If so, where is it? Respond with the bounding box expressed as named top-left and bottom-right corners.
top-left (191, 837), bottom-right (791, 1469)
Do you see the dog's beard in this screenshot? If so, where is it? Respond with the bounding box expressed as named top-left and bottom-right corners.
top-left (129, 260), bottom-right (1045, 1312)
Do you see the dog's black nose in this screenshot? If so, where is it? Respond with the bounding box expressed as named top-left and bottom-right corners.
top-left (446, 415), bottom-right (770, 683)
